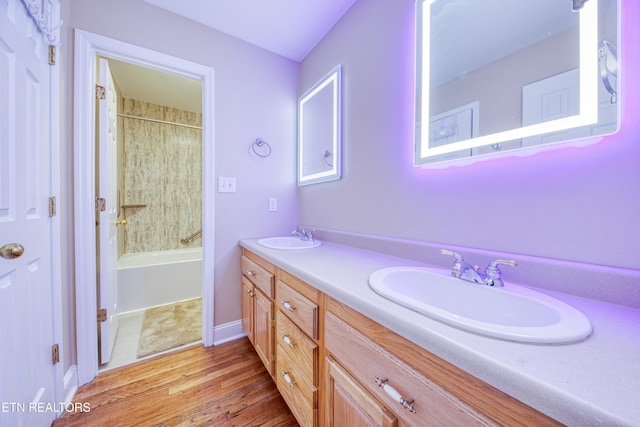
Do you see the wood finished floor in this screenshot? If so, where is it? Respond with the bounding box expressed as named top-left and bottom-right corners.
top-left (53, 338), bottom-right (298, 427)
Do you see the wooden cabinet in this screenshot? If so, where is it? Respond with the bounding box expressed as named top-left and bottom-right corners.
top-left (241, 277), bottom-right (254, 344)
top-left (241, 254), bottom-right (274, 297)
top-left (324, 298), bottom-right (562, 427)
top-left (326, 356), bottom-right (398, 427)
top-left (274, 269), bottom-right (322, 427)
top-left (325, 308), bottom-right (495, 426)
top-left (276, 345), bottom-right (317, 427)
top-left (241, 252), bottom-right (276, 376)
top-left (277, 278), bottom-right (319, 340)
top-left (241, 250), bottom-right (561, 427)
top-left (253, 287), bottom-right (274, 374)
top-left (275, 270), bottom-right (322, 426)
top-left (276, 310), bottom-right (318, 383)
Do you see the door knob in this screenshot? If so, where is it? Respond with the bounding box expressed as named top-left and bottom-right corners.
top-left (1, 243), bottom-right (25, 260)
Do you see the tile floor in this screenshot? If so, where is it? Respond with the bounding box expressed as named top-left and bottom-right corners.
top-left (99, 310), bottom-right (145, 371)
top-left (99, 306), bottom-right (204, 372)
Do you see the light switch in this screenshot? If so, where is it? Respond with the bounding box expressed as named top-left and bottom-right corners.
top-left (269, 197), bottom-right (277, 212)
top-left (218, 176), bottom-right (236, 193)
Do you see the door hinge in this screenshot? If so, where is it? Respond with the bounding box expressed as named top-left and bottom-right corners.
top-left (48, 196), bottom-right (56, 217)
top-left (51, 344), bottom-right (60, 364)
top-left (97, 308), bottom-right (107, 322)
top-left (95, 84), bottom-right (106, 100)
top-left (96, 197), bottom-right (106, 212)
top-left (48, 45), bottom-right (56, 65)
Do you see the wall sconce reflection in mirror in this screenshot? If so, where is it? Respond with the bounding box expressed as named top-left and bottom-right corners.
top-left (298, 65), bottom-right (342, 185)
top-left (415, 0), bottom-right (620, 167)
top-left (599, 39), bottom-right (618, 103)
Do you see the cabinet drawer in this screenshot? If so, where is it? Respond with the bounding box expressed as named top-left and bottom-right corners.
top-left (241, 255), bottom-right (274, 298)
top-left (325, 312), bottom-right (495, 427)
top-left (276, 280), bottom-right (318, 340)
top-left (276, 345), bottom-right (317, 427)
top-left (276, 310), bottom-right (318, 385)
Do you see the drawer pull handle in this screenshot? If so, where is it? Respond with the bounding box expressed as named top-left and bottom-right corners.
top-left (282, 371), bottom-right (296, 388)
top-left (281, 300), bottom-right (296, 312)
top-left (246, 270), bottom-right (255, 277)
top-left (374, 377), bottom-right (416, 414)
top-left (281, 334), bottom-right (295, 348)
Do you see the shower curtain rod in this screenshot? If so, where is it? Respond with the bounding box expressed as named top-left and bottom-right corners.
top-left (117, 113), bottom-right (203, 130)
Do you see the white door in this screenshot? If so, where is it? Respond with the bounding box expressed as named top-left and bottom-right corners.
top-left (97, 58), bottom-right (120, 365)
top-left (0, 2), bottom-right (57, 426)
top-left (522, 68), bottom-right (585, 146)
top-left (522, 68), bottom-right (619, 146)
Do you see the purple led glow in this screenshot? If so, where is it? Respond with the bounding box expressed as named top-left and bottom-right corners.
top-left (410, 0), bottom-right (637, 171)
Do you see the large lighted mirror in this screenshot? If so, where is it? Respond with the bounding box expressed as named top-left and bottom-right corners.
top-left (298, 65), bottom-right (342, 185)
top-left (415, 0), bottom-right (620, 166)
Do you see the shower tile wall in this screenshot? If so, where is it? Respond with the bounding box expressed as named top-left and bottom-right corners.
top-left (121, 98), bottom-right (202, 253)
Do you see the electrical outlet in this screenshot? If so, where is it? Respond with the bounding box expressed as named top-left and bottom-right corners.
top-left (269, 197), bottom-right (278, 212)
top-left (218, 176), bottom-right (236, 193)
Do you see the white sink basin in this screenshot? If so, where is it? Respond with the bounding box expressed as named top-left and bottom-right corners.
top-left (257, 236), bottom-right (322, 250)
top-left (368, 266), bottom-right (591, 344)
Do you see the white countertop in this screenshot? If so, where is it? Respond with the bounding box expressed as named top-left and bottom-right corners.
top-left (239, 238), bottom-right (640, 427)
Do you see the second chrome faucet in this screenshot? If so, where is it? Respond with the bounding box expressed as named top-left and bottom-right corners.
top-left (441, 249), bottom-right (516, 287)
top-left (291, 227), bottom-right (315, 242)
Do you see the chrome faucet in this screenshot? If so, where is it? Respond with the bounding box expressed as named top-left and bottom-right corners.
top-left (440, 249), bottom-right (516, 287)
top-left (291, 227), bottom-right (315, 241)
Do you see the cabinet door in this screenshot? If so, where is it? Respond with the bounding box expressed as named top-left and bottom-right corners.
top-left (326, 357), bottom-right (397, 427)
top-left (254, 287), bottom-right (274, 375)
top-left (241, 277), bottom-right (254, 344)
top-left (325, 312), bottom-right (495, 426)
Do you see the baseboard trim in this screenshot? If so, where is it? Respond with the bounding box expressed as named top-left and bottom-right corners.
top-left (213, 320), bottom-right (246, 345)
top-left (50, 365), bottom-right (80, 422)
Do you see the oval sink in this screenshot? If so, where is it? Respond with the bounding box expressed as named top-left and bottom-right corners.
top-left (257, 236), bottom-right (322, 250)
top-left (368, 266), bottom-right (591, 344)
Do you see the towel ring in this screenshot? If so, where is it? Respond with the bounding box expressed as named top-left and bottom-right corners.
top-left (322, 150), bottom-right (334, 167)
top-left (251, 138), bottom-right (272, 158)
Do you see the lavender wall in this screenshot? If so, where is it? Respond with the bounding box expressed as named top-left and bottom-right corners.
top-left (299, 0), bottom-right (640, 271)
top-left (59, 0), bottom-right (300, 369)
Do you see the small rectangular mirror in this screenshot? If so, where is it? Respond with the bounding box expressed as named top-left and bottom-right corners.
top-left (415, 0), bottom-right (620, 166)
top-left (298, 65), bottom-right (342, 185)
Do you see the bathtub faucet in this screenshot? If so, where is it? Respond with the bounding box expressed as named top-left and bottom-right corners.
top-left (291, 227), bottom-right (315, 242)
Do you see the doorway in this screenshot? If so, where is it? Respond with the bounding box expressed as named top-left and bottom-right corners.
top-left (74, 30), bottom-right (216, 386)
top-left (97, 57), bottom-right (204, 369)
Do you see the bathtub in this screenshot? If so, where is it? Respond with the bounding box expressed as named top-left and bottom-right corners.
top-left (117, 247), bottom-right (202, 313)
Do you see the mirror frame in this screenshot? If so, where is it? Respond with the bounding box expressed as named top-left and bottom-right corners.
top-left (415, 0), bottom-right (604, 166)
top-left (298, 65), bottom-right (343, 185)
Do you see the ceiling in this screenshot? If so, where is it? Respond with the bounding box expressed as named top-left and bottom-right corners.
top-left (108, 0), bottom-right (358, 113)
top-left (142, 0), bottom-right (359, 62)
top-left (107, 58), bottom-right (203, 112)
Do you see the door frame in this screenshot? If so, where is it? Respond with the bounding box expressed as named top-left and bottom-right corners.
top-left (73, 30), bottom-right (215, 386)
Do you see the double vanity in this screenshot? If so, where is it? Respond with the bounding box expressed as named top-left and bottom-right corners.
top-left (239, 233), bottom-right (639, 426)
